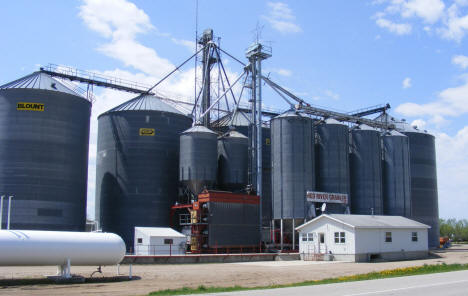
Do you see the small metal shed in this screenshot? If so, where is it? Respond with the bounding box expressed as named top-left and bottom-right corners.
top-left (134, 227), bottom-right (186, 255)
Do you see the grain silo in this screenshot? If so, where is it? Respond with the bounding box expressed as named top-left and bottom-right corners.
top-left (382, 130), bottom-right (411, 217)
top-left (315, 118), bottom-right (350, 214)
top-left (217, 130), bottom-right (248, 191)
top-left (0, 72), bottom-right (91, 231)
top-left (350, 124), bottom-right (383, 215)
top-left (96, 94), bottom-right (192, 249)
top-left (402, 126), bottom-right (439, 248)
top-left (212, 110), bottom-right (272, 225)
top-left (179, 125), bottom-right (218, 197)
top-left (271, 111), bottom-right (314, 248)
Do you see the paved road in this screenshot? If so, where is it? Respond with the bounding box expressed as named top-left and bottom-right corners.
top-left (202, 270), bottom-right (468, 296)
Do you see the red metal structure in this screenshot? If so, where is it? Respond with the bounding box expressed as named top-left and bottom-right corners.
top-left (170, 190), bottom-right (261, 254)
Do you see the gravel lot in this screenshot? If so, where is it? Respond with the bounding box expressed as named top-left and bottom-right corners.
top-left (0, 244), bottom-right (467, 296)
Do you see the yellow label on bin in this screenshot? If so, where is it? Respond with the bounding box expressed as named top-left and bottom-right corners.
top-left (139, 128), bottom-right (155, 136)
top-left (17, 102), bottom-right (44, 111)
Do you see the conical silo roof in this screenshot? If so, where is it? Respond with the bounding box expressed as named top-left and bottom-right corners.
top-left (101, 94), bottom-right (185, 116)
top-left (0, 71), bottom-right (83, 97)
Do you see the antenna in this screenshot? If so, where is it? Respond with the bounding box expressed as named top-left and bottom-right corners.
top-left (194, 0), bottom-right (199, 119)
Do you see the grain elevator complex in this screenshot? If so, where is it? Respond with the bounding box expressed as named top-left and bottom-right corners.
top-left (0, 29), bottom-right (440, 256)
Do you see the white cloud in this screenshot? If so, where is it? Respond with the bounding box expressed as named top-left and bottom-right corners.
top-left (410, 118), bottom-right (427, 130)
top-left (263, 2), bottom-right (302, 34)
top-left (438, 3), bottom-right (468, 42)
top-left (402, 77), bottom-right (412, 89)
top-left (400, 0), bottom-right (445, 23)
top-left (375, 17), bottom-right (412, 35)
top-left (372, 0), bottom-right (468, 41)
top-left (452, 54), bottom-right (468, 69)
top-left (396, 76), bottom-right (468, 121)
top-left (435, 127), bottom-right (468, 219)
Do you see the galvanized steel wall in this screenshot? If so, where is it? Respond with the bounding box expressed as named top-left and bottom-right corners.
top-left (96, 109), bottom-right (191, 249)
top-left (316, 120), bottom-right (350, 214)
top-left (403, 131), bottom-right (439, 248)
top-left (0, 88), bottom-right (91, 231)
top-left (207, 201), bottom-right (260, 247)
top-left (271, 112), bottom-right (315, 219)
top-left (217, 131), bottom-right (248, 191)
top-left (382, 131), bottom-right (411, 217)
top-left (179, 126), bottom-right (218, 196)
top-left (350, 126), bottom-right (383, 215)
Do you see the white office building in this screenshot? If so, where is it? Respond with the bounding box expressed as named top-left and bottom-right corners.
top-left (296, 214), bottom-right (430, 262)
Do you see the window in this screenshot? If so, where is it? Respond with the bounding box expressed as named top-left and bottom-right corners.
top-left (412, 232), bottom-right (418, 242)
top-left (137, 238), bottom-right (143, 244)
top-left (385, 232), bottom-right (392, 243)
top-left (301, 233), bottom-right (314, 242)
top-left (334, 232), bottom-right (346, 244)
top-left (164, 238), bottom-right (174, 245)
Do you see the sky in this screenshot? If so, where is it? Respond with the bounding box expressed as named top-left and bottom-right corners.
top-left (1, 0), bottom-right (467, 220)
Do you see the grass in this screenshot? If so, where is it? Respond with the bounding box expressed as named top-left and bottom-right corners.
top-left (148, 263), bottom-right (468, 295)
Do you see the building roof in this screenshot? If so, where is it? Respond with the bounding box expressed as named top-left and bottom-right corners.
top-left (134, 227), bottom-right (186, 238)
top-left (181, 125), bottom-right (217, 135)
top-left (296, 214), bottom-right (430, 231)
top-left (0, 71), bottom-right (83, 97)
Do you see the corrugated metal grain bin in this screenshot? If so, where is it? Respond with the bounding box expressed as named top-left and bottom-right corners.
top-left (217, 130), bottom-right (249, 191)
top-left (0, 72), bottom-right (91, 231)
top-left (271, 111), bottom-right (315, 220)
top-left (316, 118), bottom-right (350, 214)
top-left (179, 125), bottom-right (218, 197)
top-left (402, 126), bottom-right (439, 248)
top-left (96, 94), bottom-right (192, 249)
top-left (382, 130), bottom-right (411, 217)
top-left (350, 124), bottom-right (383, 215)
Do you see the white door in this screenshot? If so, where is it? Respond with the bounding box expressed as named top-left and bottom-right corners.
top-left (318, 232), bottom-right (327, 254)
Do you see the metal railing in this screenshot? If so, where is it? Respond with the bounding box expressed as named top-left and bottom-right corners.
top-left (134, 243), bottom-right (186, 256)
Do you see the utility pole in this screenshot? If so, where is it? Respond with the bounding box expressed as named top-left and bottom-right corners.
top-left (246, 42), bottom-right (271, 235)
top-left (198, 29), bottom-right (217, 127)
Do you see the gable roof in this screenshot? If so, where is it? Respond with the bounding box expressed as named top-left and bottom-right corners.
top-left (296, 214), bottom-right (430, 231)
top-left (134, 227), bottom-right (186, 238)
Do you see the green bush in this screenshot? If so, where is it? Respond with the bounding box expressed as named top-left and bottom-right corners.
top-left (440, 218), bottom-right (468, 241)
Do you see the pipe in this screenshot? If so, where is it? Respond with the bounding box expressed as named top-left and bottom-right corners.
top-left (292, 219), bottom-right (295, 251)
top-left (0, 195), bottom-right (4, 230)
top-left (7, 196), bottom-right (12, 230)
top-left (280, 219), bottom-right (283, 251)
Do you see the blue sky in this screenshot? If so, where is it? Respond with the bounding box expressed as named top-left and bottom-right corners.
top-left (1, 0), bottom-right (467, 220)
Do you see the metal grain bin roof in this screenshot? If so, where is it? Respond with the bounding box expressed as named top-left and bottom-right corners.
top-left (101, 94), bottom-right (185, 116)
top-left (0, 71), bottom-right (83, 97)
top-left (182, 125), bottom-right (218, 134)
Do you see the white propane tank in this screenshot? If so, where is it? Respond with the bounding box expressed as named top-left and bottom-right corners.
top-left (0, 230), bottom-right (126, 266)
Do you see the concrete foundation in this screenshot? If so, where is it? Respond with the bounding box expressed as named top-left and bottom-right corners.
top-left (122, 253), bottom-right (300, 264)
top-left (301, 251), bottom-right (428, 262)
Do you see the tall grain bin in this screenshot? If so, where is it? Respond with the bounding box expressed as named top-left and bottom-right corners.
top-left (316, 118), bottom-right (350, 214)
top-left (217, 130), bottom-right (248, 191)
top-left (179, 125), bottom-right (218, 197)
top-left (271, 111), bottom-right (314, 248)
top-left (382, 130), bottom-right (411, 217)
top-left (96, 94), bottom-right (192, 249)
top-left (0, 72), bottom-right (91, 231)
top-left (212, 111), bottom-right (272, 225)
top-left (402, 126), bottom-right (439, 248)
top-left (350, 124), bottom-right (383, 215)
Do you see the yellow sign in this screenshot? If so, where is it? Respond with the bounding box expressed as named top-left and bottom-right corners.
top-left (139, 128), bottom-right (155, 136)
top-left (265, 138), bottom-right (271, 145)
top-left (17, 102), bottom-right (44, 111)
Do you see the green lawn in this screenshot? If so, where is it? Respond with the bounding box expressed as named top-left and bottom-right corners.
top-left (148, 263), bottom-right (468, 295)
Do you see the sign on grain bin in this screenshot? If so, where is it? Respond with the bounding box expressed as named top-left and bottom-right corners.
top-left (17, 102), bottom-right (44, 111)
top-left (139, 128), bottom-right (155, 136)
top-left (306, 191), bottom-right (348, 204)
